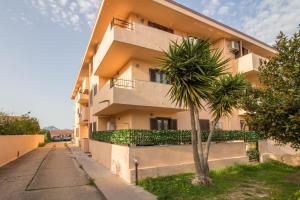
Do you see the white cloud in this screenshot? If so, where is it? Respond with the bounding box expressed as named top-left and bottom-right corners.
top-left (240, 0), bottom-right (300, 44)
top-left (218, 6), bottom-right (229, 15)
top-left (29, 0), bottom-right (101, 31)
top-left (194, 0), bottom-right (299, 44)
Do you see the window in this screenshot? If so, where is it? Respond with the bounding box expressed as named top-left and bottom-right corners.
top-left (89, 123), bottom-right (93, 135)
top-left (242, 47), bottom-right (249, 56)
top-left (149, 69), bottom-right (168, 84)
top-left (89, 90), bottom-right (93, 105)
top-left (93, 84), bottom-right (97, 96)
top-left (150, 118), bottom-right (177, 130)
top-left (215, 121), bottom-right (223, 130)
top-left (199, 119), bottom-right (210, 131)
top-left (240, 120), bottom-right (246, 130)
top-left (148, 21), bottom-right (174, 34)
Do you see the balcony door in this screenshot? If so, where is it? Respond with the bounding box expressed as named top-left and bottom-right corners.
top-left (150, 118), bottom-right (177, 130)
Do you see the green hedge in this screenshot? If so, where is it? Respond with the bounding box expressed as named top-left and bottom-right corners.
top-left (91, 129), bottom-right (259, 146)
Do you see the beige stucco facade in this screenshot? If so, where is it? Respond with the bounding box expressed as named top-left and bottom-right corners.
top-left (0, 135), bottom-right (44, 167)
top-left (71, 0), bottom-right (276, 146)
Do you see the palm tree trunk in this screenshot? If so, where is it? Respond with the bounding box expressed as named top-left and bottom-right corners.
top-left (189, 103), bottom-right (203, 184)
top-left (194, 108), bottom-right (205, 172)
top-left (203, 119), bottom-right (218, 184)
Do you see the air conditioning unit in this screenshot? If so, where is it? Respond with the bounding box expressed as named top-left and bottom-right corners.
top-left (230, 41), bottom-right (240, 52)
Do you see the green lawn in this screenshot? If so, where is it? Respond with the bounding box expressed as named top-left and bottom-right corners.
top-left (140, 161), bottom-right (300, 200)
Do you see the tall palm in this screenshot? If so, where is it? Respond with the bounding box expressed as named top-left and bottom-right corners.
top-left (203, 74), bottom-right (249, 179)
top-left (160, 38), bottom-right (228, 184)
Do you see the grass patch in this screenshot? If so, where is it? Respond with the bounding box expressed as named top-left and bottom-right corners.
top-left (38, 142), bottom-right (46, 147)
top-left (88, 178), bottom-right (96, 187)
top-left (140, 161), bottom-right (300, 200)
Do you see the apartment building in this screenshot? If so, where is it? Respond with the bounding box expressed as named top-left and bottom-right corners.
top-left (71, 0), bottom-right (276, 146)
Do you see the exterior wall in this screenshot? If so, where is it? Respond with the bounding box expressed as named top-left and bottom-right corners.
top-left (89, 139), bottom-right (249, 183)
top-left (0, 135), bottom-right (44, 167)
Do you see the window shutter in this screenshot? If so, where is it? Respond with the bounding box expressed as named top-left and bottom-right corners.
top-left (149, 69), bottom-right (156, 82)
top-left (150, 118), bottom-right (157, 130)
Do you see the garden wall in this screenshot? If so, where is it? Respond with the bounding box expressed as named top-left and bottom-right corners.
top-left (0, 135), bottom-right (44, 167)
top-left (89, 139), bottom-right (249, 183)
top-left (259, 140), bottom-right (299, 166)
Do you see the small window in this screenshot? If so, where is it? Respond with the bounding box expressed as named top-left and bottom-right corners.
top-left (93, 84), bottom-right (97, 96)
top-left (89, 123), bottom-right (93, 135)
top-left (92, 122), bottom-right (97, 132)
top-left (89, 90), bottom-right (93, 105)
top-left (148, 21), bottom-right (174, 34)
top-left (199, 119), bottom-right (210, 131)
top-left (240, 120), bottom-right (246, 130)
top-left (242, 47), bottom-right (249, 56)
top-left (149, 69), bottom-right (168, 84)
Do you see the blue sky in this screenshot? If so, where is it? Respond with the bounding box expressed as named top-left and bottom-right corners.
top-left (0, 0), bottom-right (299, 129)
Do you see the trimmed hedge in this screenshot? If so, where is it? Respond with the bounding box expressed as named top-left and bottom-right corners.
top-left (91, 129), bottom-right (259, 146)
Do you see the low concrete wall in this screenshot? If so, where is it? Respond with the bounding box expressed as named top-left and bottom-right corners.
top-left (0, 135), bottom-right (44, 167)
top-left (89, 140), bottom-right (249, 183)
top-left (259, 140), bottom-right (299, 166)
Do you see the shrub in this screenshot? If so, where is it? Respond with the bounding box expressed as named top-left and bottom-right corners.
top-left (91, 129), bottom-right (259, 146)
top-left (0, 112), bottom-right (40, 135)
top-left (247, 149), bottom-right (260, 161)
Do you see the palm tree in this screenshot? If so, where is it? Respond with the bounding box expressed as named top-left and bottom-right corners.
top-left (203, 74), bottom-right (249, 181)
top-left (160, 38), bottom-right (228, 184)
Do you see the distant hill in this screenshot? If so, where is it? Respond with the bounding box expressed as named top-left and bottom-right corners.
top-left (44, 126), bottom-right (59, 131)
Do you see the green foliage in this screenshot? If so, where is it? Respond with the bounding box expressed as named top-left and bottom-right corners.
top-left (140, 161), bottom-right (300, 200)
top-left (38, 142), bottom-right (46, 147)
top-left (0, 112), bottom-right (40, 135)
top-left (241, 28), bottom-right (300, 149)
top-left (160, 38), bottom-right (229, 108)
top-left (209, 74), bottom-right (249, 120)
top-left (91, 129), bottom-right (258, 145)
top-left (247, 149), bottom-right (260, 161)
top-left (39, 129), bottom-right (51, 143)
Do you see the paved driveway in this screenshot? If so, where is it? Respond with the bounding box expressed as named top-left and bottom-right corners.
top-left (0, 143), bottom-right (104, 200)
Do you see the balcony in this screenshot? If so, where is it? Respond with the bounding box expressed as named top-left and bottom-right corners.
top-left (76, 91), bottom-right (89, 104)
top-left (79, 106), bottom-right (89, 124)
top-left (93, 18), bottom-right (182, 77)
top-left (93, 79), bottom-right (184, 116)
top-left (237, 53), bottom-right (265, 74)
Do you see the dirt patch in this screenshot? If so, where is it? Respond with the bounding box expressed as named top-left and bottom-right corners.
top-left (214, 181), bottom-right (270, 200)
top-left (286, 172), bottom-right (300, 185)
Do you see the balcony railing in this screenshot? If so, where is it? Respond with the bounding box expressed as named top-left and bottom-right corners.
top-left (110, 78), bottom-right (134, 89)
top-left (111, 18), bottom-right (133, 30)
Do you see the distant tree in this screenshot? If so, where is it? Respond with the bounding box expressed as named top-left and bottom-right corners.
top-left (241, 28), bottom-right (300, 149)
